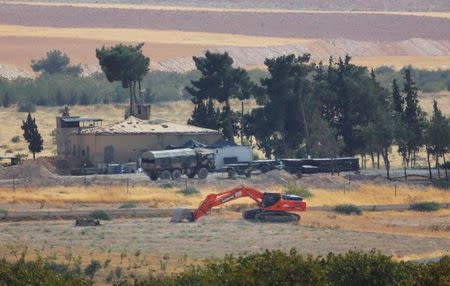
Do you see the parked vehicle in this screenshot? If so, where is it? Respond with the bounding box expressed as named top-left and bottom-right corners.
top-left (141, 148), bottom-right (215, 181)
top-left (225, 159), bottom-right (282, 178)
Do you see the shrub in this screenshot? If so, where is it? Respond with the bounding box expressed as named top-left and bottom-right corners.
top-left (285, 184), bottom-right (312, 198)
top-left (0, 258), bottom-right (90, 285)
top-left (410, 202), bottom-right (441, 212)
top-left (119, 201), bottom-right (138, 209)
top-left (10, 136), bottom-right (20, 143)
top-left (0, 209), bottom-right (7, 217)
top-left (432, 180), bottom-right (450, 190)
top-left (84, 259), bottom-right (101, 279)
top-left (90, 210), bottom-right (112, 220)
top-left (334, 204), bottom-right (362, 215)
top-left (17, 101), bottom-right (36, 113)
top-left (160, 182), bottom-right (176, 189)
top-left (178, 186), bottom-right (199, 196)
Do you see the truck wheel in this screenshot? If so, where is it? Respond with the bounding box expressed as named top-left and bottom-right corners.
top-left (245, 170), bottom-right (252, 178)
top-left (197, 168), bottom-right (208, 179)
top-left (187, 171), bottom-right (196, 179)
top-left (172, 169), bottom-right (182, 180)
top-left (149, 173), bottom-right (158, 181)
top-left (227, 168), bottom-right (236, 179)
top-left (160, 170), bottom-right (172, 180)
top-left (261, 165), bottom-right (270, 174)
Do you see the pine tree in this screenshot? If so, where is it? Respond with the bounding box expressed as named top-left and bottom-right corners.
top-left (186, 51), bottom-right (253, 142)
top-left (391, 79), bottom-right (403, 114)
top-left (402, 68), bottom-right (426, 166)
top-left (21, 113), bottom-right (43, 159)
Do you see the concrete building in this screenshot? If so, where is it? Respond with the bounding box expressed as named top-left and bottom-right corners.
top-left (56, 115), bottom-right (221, 167)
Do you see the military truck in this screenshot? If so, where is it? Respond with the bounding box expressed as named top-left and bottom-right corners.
top-left (141, 148), bottom-right (215, 181)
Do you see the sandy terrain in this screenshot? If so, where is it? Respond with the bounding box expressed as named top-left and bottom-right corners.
top-left (0, 2), bottom-right (449, 74)
top-left (1, 3), bottom-right (449, 41)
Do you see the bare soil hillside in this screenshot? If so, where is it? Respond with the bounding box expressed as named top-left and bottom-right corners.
top-left (1, 3), bottom-right (449, 41)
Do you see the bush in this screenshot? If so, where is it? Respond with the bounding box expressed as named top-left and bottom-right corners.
top-left (0, 258), bottom-right (90, 285)
top-left (17, 101), bottom-right (36, 113)
top-left (285, 184), bottom-right (312, 198)
top-left (84, 260), bottom-right (101, 279)
top-left (178, 186), bottom-right (199, 196)
top-left (160, 182), bottom-right (176, 189)
top-left (432, 180), bottom-right (450, 190)
top-left (410, 202), bottom-right (441, 212)
top-left (89, 210), bottom-right (112, 220)
top-left (10, 136), bottom-right (20, 143)
top-left (334, 204), bottom-right (362, 215)
top-left (119, 201), bottom-right (138, 209)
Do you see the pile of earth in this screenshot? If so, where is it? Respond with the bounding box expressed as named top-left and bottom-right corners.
top-left (0, 157), bottom-right (57, 180)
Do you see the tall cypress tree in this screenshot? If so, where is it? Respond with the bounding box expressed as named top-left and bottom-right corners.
top-left (402, 68), bottom-right (426, 165)
top-left (21, 113), bottom-right (43, 159)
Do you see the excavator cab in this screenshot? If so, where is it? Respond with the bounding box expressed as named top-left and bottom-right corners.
top-left (262, 193), bottom-right (281, 208)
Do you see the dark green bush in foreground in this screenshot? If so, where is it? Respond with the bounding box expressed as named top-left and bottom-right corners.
top-left (0, 258), bottom-right (90, 286)
top-left (334, 204), bottom-right (363, 215)
top-left (410, 201), bottom-right (441, 212)
top-left (1, 251), bottom-right (449, 285)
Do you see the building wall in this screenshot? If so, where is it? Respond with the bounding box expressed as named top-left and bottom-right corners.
top-left (68, 132), bottom-right (222, 166)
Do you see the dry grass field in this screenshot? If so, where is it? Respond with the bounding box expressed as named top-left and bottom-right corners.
top-left (0, 211), bottom-right (448, 283)
top-left (0, 183), bottom-right (448, 208)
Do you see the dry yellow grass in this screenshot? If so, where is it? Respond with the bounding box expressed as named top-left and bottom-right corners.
top-left (1, 183), bottom-right (448, 207)
top-left (289, 184), bottom-right (450, 207)
top-left (0, 24), bottom-right (314, 47)
top-left (3, 1), bottom-right (450, 19)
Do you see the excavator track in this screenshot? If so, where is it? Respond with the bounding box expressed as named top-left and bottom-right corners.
top-left (254, 211), bottom-right (300, 223)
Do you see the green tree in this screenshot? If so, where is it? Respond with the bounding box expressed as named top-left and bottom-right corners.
top-left (317, 56), bottom-right (375, 156)
top-left (21, 113), bottom-right (43, 159)
top-left (96, 43), bottom-right (150, 116)
top-left (31, 50), bottom-right (82, 76)
top-left (425, 100), bottom-right (450, 179)
top-left (186, 51), bottom-right (253, 142)
top-left (251, 54), bottom-right (314, 158)
top-left (402, 68), bottom-right (427, 166)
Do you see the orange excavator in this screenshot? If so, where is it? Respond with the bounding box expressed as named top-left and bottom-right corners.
top-left (171, 186), bottom-right (307, 223)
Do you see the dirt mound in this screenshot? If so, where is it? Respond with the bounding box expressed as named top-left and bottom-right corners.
top-left (0, 158), bottom-right (57, 180)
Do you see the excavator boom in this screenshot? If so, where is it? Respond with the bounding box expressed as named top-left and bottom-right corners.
top-left (171, 186), bottom-right (307, 223)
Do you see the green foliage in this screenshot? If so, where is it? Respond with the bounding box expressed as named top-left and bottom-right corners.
top-left (0, 258), bottom-right (91, 285)
top-left (84, 259), bottom-right (101, 279)
top-left (375, 66), bottom-right (450, 93)
top-left (285, 184), bottom-right (312, 198)
top-left (0, 209), bottom-right (7, 217)
top-left (325, 250), bottom-right (414, 286)
top-left (159, 182), bottom-right (176, 189)
top-left (187, 51), bottom-right (254, 142)
top-left (410, 201), bottom-right (441, 212)
top-left (89, 210), bottom-right (112, 220)
top-left (432, 180), bottom-right (450, 189)
top-left (2, 251), bottom-right (450, 285)
top-left (118, 201), bottom-right (138, 209)
top-left (10, 136), bottom-right (20, 143)
top-left (31, 50), bottom-right (83, 76)
top-left (178, 186), bottom-right (199, 196)
top-left (21, 113), bottom-right (43, 159)
top-left (334, 204), bottom-right (363, 215)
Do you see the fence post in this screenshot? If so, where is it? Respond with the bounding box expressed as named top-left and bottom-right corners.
top-left (126, 178), bottom-right (129, 193)
top-left (394, 184), bottom-right (397, 197)
top-left (13, 176), bottom-right (16, 192)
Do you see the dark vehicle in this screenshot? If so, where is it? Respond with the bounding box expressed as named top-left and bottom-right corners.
top-left (141, 148), bottom-right (214, 181)
top-left (225, 160), bottom-right (282, 178)
top-left (282, 157), bottom-right (359, 175)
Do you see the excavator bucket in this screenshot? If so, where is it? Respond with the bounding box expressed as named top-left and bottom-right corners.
top-left (170, 208), bottom-right (194, 223)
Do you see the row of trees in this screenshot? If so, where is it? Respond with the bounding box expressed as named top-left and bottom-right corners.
top-left (1, 50), bottom-right (449, 111)
top-left (187, 52), bottom-right (450, 179)
top-left (0, 49), bottom-right (196, 111)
